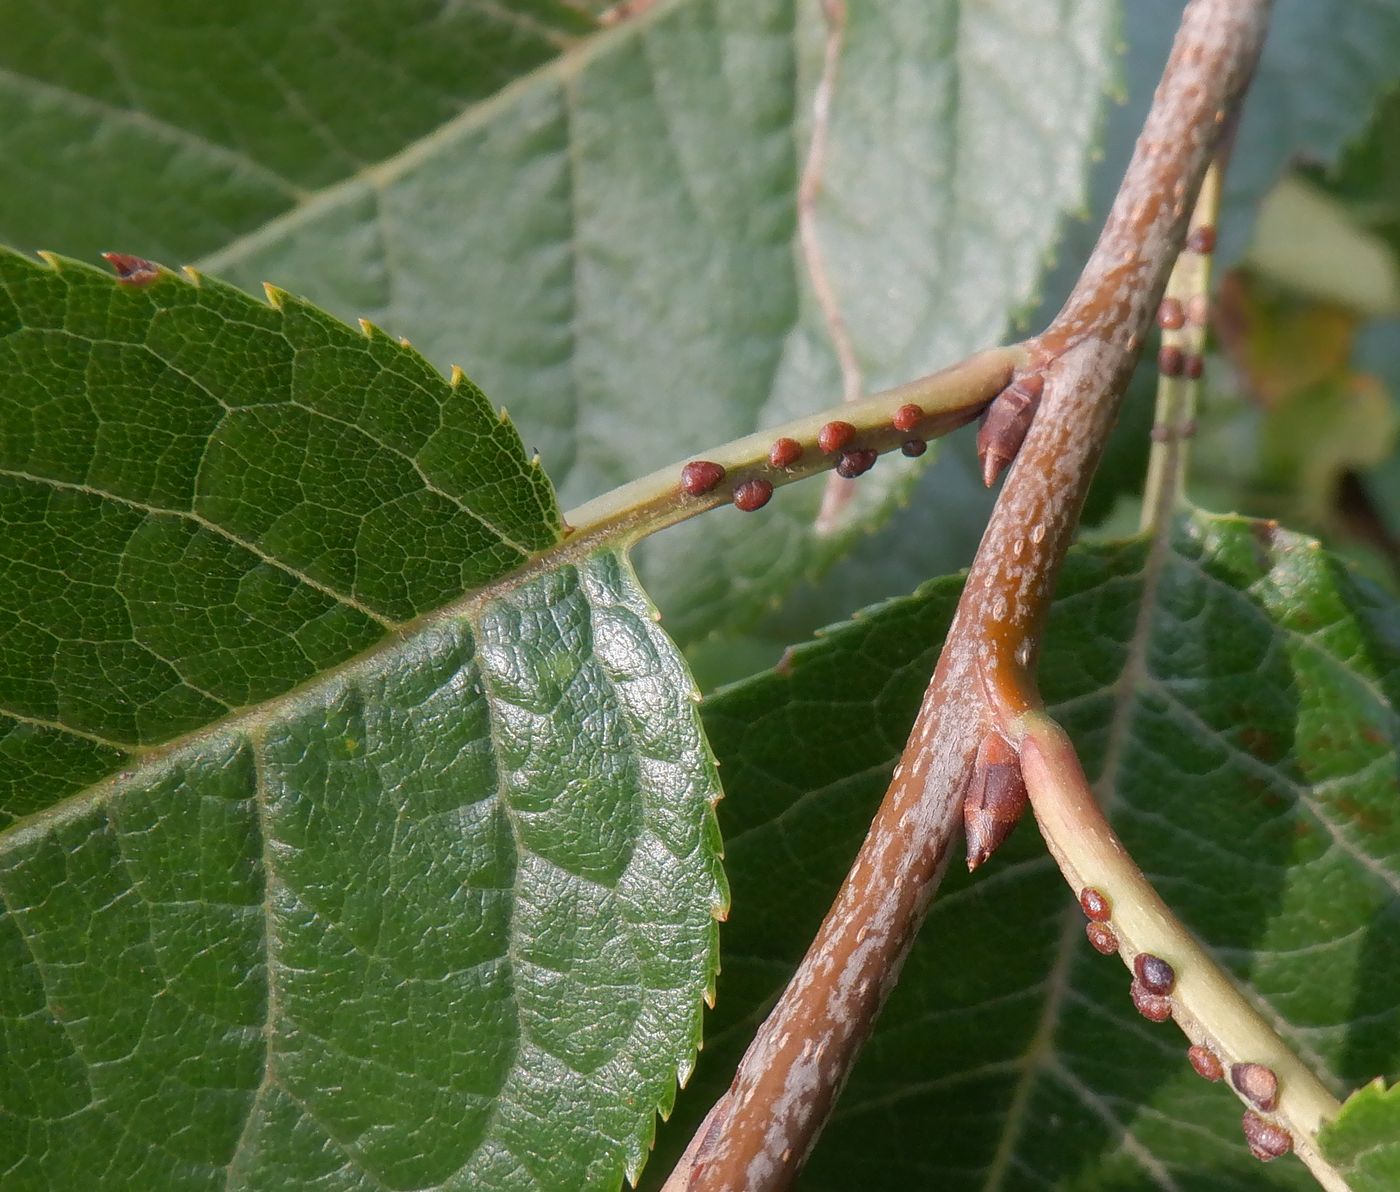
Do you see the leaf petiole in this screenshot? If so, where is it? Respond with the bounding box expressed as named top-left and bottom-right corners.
top-left (561, 345), bottom-right (1025, 550)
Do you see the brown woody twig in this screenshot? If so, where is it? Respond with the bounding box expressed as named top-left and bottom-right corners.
top-left (664, 2), bottom-right (1274, 1187)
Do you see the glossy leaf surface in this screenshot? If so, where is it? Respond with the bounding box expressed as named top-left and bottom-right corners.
top-left (1321, 1079), bottom-right (1400, 1190)
top-left (0, 255), bottom-right (724, 1189)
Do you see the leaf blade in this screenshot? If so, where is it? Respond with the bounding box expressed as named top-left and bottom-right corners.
top-left (0, 260), bottom-right (723, 1189)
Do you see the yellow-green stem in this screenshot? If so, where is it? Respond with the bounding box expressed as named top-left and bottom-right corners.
top-left (564, 346), bottom-right (1024, 548)
top-left (1016, 711), bottom-right (1346, 1191)
top-left (1141, 161), bottom-right (1222, 529)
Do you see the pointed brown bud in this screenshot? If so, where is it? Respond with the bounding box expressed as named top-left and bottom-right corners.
top-left (963, 732), bottom-right (1028, 869)
top-left (976, 374), bottom-right (1044, 487)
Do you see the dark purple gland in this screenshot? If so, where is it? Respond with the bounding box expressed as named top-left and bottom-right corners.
top-left (835, 448), bottom-right (877, 479)
top-left (901, 438), bottom-right (927, 458)
top-left (1231, 1063), bottom-right (1279, 1112)
top-left (818, 420), bottom-right (856, 454)
top-left (1185, 355), bottom-right (1205, 380)
top-left (1079, 887), bottom-right (1111, 922)
top-left (1158, 346), bottom-right (1185, 376)
top-left (1157, 297), bottom-right (1185, 330)
top-left (769, 437), bottom-right (803, 469)
top-left (1188, 225), bottom-right (1217, 255)
top-left (1188, 1045), bottom-right (1224, 1082)
top-left (733, 478), bottom-right (774, 512)
top-left (1241, 1112), bottom-right (1292, 1162)
top-left (892, 403), bottom-right (924, 433)
top-left (1130, 979), bottom-right (1172, 1023)
top-left (1085, 922), bottom-right (1118, 955)
top-left (1134, 953), bottom-right (1176, 996)
top-left (680, 460), bottom-right (726, 496)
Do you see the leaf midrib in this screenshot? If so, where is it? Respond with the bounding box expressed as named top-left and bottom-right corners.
top-left (0, 496), bottom-right (633, 851)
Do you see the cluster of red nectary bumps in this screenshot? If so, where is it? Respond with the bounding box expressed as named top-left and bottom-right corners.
top-left (1079, 885), bottom-right (1292, 1163)
top-left (1155, 223), bottom-right (1215, 384)
top-left (678, 405), bottom-right (929, 511)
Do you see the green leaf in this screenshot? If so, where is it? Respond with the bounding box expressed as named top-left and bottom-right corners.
top-left (1320, 1078), bottom-right (1400, 1189)
top-left (650, 510), bottom-right (1400, 1188)
top-left (0, 1), bottom-right (1118, 648)
top-left (0, 253), bottom-right (725, 1189)
top-left (0, 0), bottom-right (599, 264)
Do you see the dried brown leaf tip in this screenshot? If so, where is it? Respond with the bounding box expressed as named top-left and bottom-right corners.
top-left (102, 252), bottom-right (161, 286)
top-left (963, 732), bottom-right (1028, 870)
top-left (976, 373), bottom-right (1044, 487)
top-left (1241, 1111), bottom-right (1292, 1161)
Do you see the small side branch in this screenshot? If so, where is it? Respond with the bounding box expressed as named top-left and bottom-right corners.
top-left (1141, 159), bottom-right (1222, 529)
top-left (1017, 713), bottom-right (1346, 1189)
